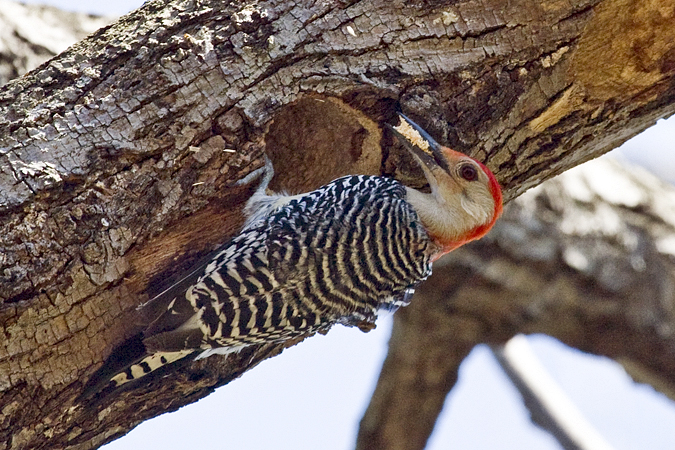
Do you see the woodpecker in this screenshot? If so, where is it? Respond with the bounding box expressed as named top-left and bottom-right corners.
top-left (83, 114), bottom-right (502, 395)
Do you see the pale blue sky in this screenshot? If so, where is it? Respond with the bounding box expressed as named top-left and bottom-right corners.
top-left (20, 0), bottom-right (140, 15)
top-left (14, 1), bottom-right (675, 449)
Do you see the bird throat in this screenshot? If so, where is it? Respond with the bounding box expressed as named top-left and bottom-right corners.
top-left (405, 187), bottom-right (487, 260)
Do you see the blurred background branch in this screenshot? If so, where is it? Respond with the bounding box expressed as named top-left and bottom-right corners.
top-left (358, 157), bottom-right (675, 449)
top-left (493, 336), bottom-right (615, 450)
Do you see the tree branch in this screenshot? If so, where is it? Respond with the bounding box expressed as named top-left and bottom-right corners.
top-left (1, 0), bottom-right (674, 448)
top-left (492, 336), bottom-right (615, 450)
top-left (357, 157), bottom-right (675, 449)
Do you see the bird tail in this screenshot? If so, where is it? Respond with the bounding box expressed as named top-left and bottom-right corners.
top-left (78, 334), bottom-right (197, 402)
top-left (79, 333), bottom-right (146, 400)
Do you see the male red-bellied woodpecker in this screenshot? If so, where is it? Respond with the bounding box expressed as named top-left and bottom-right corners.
top-left (83, 114), bottom-right (502, 396)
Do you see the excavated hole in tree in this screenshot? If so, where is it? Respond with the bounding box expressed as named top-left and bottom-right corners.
top-left (264, 96), bottom-right (384, 194)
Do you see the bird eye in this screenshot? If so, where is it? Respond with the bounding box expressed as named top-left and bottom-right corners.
top-left (459, 164), bottom-right (478, 181)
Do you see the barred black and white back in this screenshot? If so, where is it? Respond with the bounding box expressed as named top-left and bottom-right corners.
top-left (84, 114), bottom-right (503, 395)
top-left (104, 174), bottom-right (435, 388)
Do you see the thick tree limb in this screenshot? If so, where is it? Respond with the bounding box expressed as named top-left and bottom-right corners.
top-left (0, 0), bottom-right (674, 449)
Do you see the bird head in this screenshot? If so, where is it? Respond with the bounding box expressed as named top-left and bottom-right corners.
top-left (387, 114), bottom-right (503, 258)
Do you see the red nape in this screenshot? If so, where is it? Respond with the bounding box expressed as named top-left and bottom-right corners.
top-left (475, 159), bottom-right (503, 222)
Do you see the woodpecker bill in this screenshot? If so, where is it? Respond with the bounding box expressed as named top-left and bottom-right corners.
top-left (84, 114), bottom-right (503, 395)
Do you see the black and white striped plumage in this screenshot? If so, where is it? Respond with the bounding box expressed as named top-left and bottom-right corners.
top-left (99, 175), bottom-right (435, 390)
top-left (143, 175), bottom-right (433, 358)
top-left (85, 114), bottom-right (502, 393)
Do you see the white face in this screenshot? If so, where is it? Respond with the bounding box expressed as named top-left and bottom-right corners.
top-left (420, 151), bottom-right (497, 228)
top-left (447, 156), bottom-right (496, 225)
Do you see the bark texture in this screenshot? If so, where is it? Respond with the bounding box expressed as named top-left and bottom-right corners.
top-left (0, 0), bottom-right (674, 449)
top-left (357, 158), bottom-right (675, 450)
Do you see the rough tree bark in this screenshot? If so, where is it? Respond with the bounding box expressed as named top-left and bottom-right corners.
top-left (0, 0), bottom-right (674, 449)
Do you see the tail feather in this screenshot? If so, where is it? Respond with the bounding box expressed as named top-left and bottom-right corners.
top-left (80, 333), bottom-right (146, 400)
top-left (109, 350), bottom-right (195, 387)
top-left (79, 333), bottom-right (198, 401)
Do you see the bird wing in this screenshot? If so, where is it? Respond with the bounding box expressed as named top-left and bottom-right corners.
top-left (140, 176), bottom-right (431, 354)
top-left (139, 220), bottom-right (328, 353)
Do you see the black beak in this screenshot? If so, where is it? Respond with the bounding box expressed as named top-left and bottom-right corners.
top-left (386, 114), bottom-right (450, 173)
